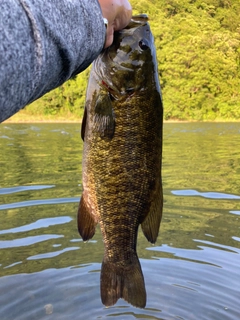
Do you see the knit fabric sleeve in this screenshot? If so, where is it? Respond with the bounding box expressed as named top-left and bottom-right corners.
top-left (0, 0), bottom-right (105, 122)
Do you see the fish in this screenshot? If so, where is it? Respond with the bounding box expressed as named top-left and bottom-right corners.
top-left (77, 14), bottom-right (163, 308)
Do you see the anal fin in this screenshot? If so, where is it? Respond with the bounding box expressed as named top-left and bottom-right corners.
top-left (77, 191), bottom-right (97, 241)
top-left (141, 182), bottom-right (163, 244)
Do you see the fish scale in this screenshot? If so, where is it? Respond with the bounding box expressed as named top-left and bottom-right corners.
top-left (77, 15), bottom-right (163, 308)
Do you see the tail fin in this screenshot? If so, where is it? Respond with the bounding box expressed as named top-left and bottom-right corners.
top-left (100, 253), bottom-right (146, 308)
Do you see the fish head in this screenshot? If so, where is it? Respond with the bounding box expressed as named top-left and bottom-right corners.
top-left (94, 14), bottom-right (161, 99)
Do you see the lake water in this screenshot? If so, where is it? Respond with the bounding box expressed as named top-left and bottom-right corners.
top-left (0, 123), bottom-right (239, 320)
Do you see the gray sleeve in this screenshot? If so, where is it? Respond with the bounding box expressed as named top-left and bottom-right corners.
top-left (0, 0), bottom-right (106, 122)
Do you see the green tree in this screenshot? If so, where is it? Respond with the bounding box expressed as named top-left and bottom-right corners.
top-left (24, 0), bottom-right (240, 121)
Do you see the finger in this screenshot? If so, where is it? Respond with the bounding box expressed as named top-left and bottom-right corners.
top-left (104, 24), bottom-right (114, 48)
top-left (114, 0), bottom-right (132, 31)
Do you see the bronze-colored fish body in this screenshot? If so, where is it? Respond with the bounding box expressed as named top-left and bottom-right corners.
top-left (78, 15), bottom-right (163, 308)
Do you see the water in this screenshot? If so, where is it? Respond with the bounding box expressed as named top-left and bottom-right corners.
top-left (0, 123), bottom-right (239, 320)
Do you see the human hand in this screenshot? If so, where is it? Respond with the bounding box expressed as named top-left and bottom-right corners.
top-left (98, 0), bottom-right (132, 48)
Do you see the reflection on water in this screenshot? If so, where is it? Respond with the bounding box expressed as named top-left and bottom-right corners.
top-left (0, 196), bottom-right (79, 210)
top-left (0, 123), bottom-right (239, 320)
top-left (172, 189), bottom-right (240, 199)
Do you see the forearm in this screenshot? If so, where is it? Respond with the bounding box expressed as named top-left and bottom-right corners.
top-left (0, 0), bottom-right (105, 122)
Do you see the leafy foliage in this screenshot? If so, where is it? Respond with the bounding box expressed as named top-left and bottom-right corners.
top-left (26, 0), bottom-right (240, 120)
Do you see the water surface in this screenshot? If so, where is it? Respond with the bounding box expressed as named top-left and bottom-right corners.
top-left (0, 123), bottom-right (239, 319)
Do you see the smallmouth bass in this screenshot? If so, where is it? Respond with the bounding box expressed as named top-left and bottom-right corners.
top-left (77, 15), bottom-right (163, 308)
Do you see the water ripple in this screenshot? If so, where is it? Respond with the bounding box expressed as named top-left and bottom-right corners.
top-left (147, 240), bottom-right (240, 268)
top-left (4, 261), bottom-right (22, 269)
top-left (229, 211), bottom-right (240, 215)
top-left (0, 197), bottom-right (79, 210)
top-left (193, 239), bottom-right (240, 254)
top-left (0, 235), bottom-right (64, 249)
top-left (0, 217), bottom-right (72, 235)
top-left (27, 247), bottom-right (80, 260)
top-left (0, 135), bottom-right (14, 140)
top-left (172, 189), bottom-right (240, 199)
top-left (0, 185), bottom-right (55, 195)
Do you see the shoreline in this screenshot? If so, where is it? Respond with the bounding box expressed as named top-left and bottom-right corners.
top-left (2, 113), bottom-right (240, 124)
top-left (3, 119), bottom-right (240, 124)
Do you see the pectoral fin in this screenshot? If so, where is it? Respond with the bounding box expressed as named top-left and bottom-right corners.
top-left (141, 182), bottom-right (163, 244)
top-left (77, 191), bottom-right (97, 241)
top-left (93, 93), bottom-right (115, 140)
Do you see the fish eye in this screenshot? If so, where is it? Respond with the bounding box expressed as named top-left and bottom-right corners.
top-left (139, 39), bottom-right (149, 50)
